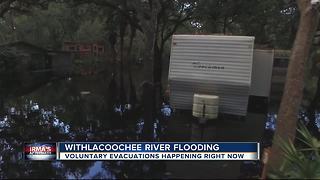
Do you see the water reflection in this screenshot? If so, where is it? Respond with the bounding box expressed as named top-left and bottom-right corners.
top-left (77, 161), bottom-right (115, 179)
top-left (0, 76), bottom-right (167, 179)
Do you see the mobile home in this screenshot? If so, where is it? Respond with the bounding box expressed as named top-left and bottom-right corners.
top-left (168, 35), bottom-right (255, 116)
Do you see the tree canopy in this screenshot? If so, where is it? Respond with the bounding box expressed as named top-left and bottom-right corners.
top-left (0, 0), bottom-right (300, 49)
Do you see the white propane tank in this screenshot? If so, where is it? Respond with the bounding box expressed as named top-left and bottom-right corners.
top-left (192, 94), bottom-right (219, 119)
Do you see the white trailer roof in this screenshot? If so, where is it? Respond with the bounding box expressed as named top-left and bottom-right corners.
top-left (168, 35), bottom-right (255, 116)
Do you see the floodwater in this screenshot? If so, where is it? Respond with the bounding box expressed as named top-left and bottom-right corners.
top-left (0, 75), bottom-right (167, 179)
top-left (4, 67), bottom-right (315, 179)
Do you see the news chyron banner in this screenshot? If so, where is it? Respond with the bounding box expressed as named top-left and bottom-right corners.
top-left (24, 142), bottom-right (260, 160)
top-left (24, 142), bottom-right (260, 161)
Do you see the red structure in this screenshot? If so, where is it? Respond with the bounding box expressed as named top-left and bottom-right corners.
top-left (63, 42), bottom-right (105, 57)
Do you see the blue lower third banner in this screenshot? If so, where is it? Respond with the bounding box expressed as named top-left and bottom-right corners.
top-left (57, 142), bottom-right (260, 160)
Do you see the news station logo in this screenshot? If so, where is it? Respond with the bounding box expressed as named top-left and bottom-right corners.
top-left (24, 143), bottom-right (56, 161)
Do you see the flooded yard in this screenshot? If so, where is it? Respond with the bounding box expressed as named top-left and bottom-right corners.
top-left (0, 71), bottom-right (271, 179)
top-left (0, 74), bottom-right (168, 179)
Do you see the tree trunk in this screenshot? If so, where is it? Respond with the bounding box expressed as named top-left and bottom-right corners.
top-left (108, 30), bottom-right (117, 73)
top-left (155, 41), bottom-right (166, 96)
top-left (119, 11), bottom-right (127, 106)
top-left (0, 95), bottom-right (4, 116)
top-left (266, 0), bottom-right (319, 174)
top-left (127, 26), bottom-right (137, 108)
top-left (153, 40), bottom-right (163, 109)
top-left (223, 16), bottom-right (227, 34)
top-left (141, 82), bottom-right (156, 141)
top-left (140, 1), bottom-right (160, 82)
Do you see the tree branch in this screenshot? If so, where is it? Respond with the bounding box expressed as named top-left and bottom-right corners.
top-left (72, 0), bottom-right (143, 33)
top-left (163, 15), bottom-right (193, 43)
top-left (0, 0), bottom-right (48, 17)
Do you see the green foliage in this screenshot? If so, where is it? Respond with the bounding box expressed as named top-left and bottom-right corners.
top-left (0, 2), bottom-right (109, 49)
top-left (269, 124), bottom-right (320, 179)
top-left (194, 0), bottom-right (298, 48)
top-left (75, 18), bottom-right (106, 42)
top-left (0, 0), bottom-right (300, 50)
top-left (303, 47), bottom-right (320, 107)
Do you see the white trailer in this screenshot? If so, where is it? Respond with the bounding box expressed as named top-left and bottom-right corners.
top-left (248, 49), bottom-right (274, 113)
top-left (168, 35), bottom-right (255, 116)
top-left (250, 49), bottom-right (274, 97)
